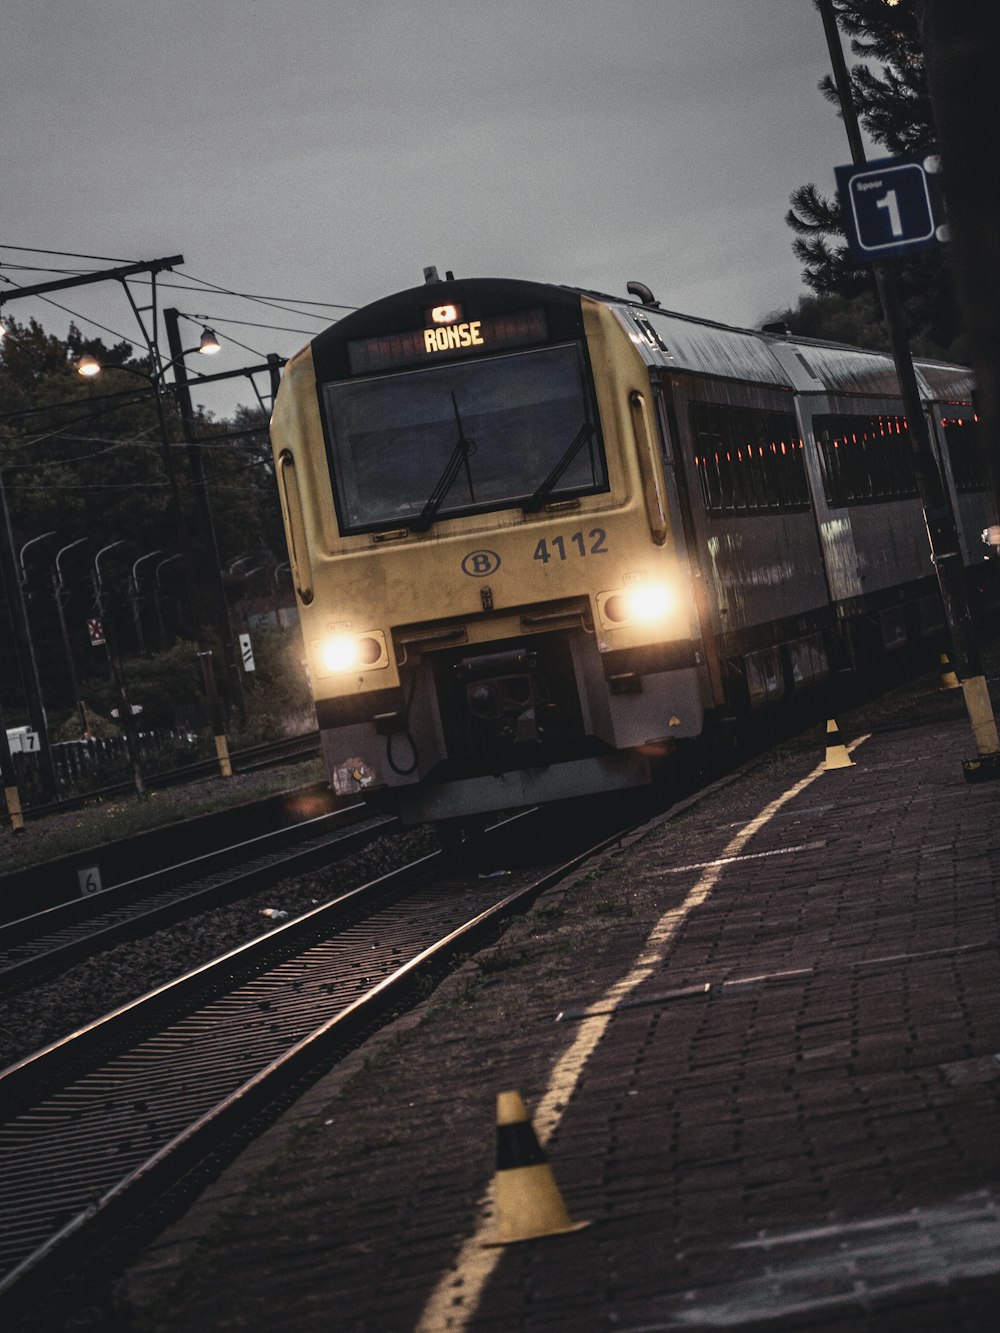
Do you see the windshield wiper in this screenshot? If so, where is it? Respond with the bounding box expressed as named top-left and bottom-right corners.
top-left (522, 421), bottom-right (594, 513)
top-left (410, 391), bottom-right (476, 533)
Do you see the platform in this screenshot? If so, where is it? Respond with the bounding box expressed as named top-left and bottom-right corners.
top-left (121, 678), bottom-right (1000, 1332)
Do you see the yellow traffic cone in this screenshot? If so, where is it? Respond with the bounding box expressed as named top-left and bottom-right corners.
top-left (484, 1091), bottom-right (590, 1245)
top-left (824, 718), bottom-right (854, 770)
top-left (938, 653), bottom-right (960, 690)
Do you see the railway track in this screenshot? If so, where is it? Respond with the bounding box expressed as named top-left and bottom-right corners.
top-left (0, 803), bottom-right (393, 987)
top-left (0, 801), bottom-right (641, 1327)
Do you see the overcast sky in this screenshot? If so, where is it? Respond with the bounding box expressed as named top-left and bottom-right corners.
top-left (2, 0), bottom-right (856, 418)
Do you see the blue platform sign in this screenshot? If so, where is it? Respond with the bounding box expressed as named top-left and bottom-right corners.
top-left (835, 153), bottom-right (946, 262)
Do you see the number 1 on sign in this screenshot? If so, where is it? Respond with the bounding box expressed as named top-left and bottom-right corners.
top-left (876, 189), bottom-right (903, 238)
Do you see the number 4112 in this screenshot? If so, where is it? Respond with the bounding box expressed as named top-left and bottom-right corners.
top-left (533, 528), bottom-right (608, 563)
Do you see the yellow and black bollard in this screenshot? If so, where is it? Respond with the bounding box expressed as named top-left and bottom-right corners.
top-left (484, 1091), bottom-right (589, 1245)
top-left (938, 653), bottom-right (960, 690)
top-left (824, 718), bottom-right (854, 770)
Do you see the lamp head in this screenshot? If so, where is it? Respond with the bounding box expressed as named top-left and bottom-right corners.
top-left (75, 354), bottom-right (102, 378)
top-left (198, 327), bottom-right (221, 355)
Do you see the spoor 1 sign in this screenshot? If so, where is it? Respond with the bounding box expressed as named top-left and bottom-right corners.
top-left (835, 153), bottom-right (947, 262)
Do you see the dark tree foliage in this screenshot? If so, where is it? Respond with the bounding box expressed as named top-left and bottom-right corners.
top-left (0, 317), bottom-right (287, 723)
top-left (786, 0), bottom-right (959, 351)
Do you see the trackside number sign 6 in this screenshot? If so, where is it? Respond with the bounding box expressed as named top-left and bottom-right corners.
top-left (78, 865), bottom-right (104, 896)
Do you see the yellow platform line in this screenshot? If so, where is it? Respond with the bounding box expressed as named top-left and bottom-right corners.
top-left (415, 734), bottom-right (870, 1332)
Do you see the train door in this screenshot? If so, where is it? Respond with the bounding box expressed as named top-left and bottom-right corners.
top-left (649, 373), bottom-right (726, 711)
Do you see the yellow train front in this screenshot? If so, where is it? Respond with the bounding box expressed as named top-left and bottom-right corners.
top-left (270, 276), bottom-right (705, 825)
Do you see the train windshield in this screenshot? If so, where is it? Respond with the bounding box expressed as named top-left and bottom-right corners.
top-left (322, 343), bottom-right (606, 533)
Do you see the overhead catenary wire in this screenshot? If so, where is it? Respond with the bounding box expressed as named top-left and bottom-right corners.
top-left (183, 314), bottom-right (321, 337)
top-left (1, 247), bottom-right (358, 311)
top-left (1, 251), bottom-right (353, 361)
top-left (0, 272), bottom-right (142, 347)
top-left (0, 243), bottom-right (137, 263)
top-left (168, 266), bottom-right (356, 323)
top-left (5, 432), bottom-right (163, 463)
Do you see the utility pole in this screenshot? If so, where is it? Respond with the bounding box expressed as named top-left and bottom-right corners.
top-left (93, 543), bottom-right (147, 799)
top-left (818, 0), bottom-right (999, 777)
top-left (0, 473), bottom-right (57, 795)
top-left (163, 307), bottom-right (246, 722)
top-left (52, 538), bottom-right (90, 739)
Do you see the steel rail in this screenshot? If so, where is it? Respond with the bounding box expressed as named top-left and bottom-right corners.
top-left (0, 807), bottom-right (630, 1322)
top-left (0, 806), bottom-right (395, 986)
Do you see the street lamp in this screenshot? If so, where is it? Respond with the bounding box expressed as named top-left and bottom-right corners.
top-left (53, 537), bottom-right (90, 738)
top-left (164, 306), bottom-right (247, 726)
top-left (130, 549), bottom-right (163, 656)
top-left (93, 541), bottom-right (146, 798)
top-left (73, 327), bottom-right (222, 381)
top-left (74, 347), bottom-right (235, 775)
top-left (154, 553), bottom-right (183, 646)
top-left (19, 530), bottom-right (56, 584)
top-left (74, 354), bottom-right (102, 378)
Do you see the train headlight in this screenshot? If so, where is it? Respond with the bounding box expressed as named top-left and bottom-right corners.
top-left (315, 630), bottom-right (388, 675)
top-left (598, 582), bottom-right (675, 629)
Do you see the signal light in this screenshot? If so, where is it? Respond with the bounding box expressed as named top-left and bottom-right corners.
top-left (430, 304), bottom-right (460, 324)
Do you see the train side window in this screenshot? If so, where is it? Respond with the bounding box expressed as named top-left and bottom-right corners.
top-left (814, 413), bottom-right (918, 507)
top-left (690, 400), bottom-right (807, 517)
top-left (942, 416), bottom-right (989, 492)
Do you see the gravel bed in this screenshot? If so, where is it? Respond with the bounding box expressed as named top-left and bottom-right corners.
top-left (0, 823), bottom-right (438, 1071)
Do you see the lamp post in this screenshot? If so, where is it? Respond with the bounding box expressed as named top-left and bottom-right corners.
top-left (0, 472), bottom-right (57, 795)
top-left (164, 307), bottom-right (247, 724)
top-left (130, 549), bottom-right (162, 656)
top-left (52, 537), bottom-right (90, 738)
top-left (94, 541), bottom-right (146, 798)
top-left (153, 553), bottom-right (183, 646)
top-left (76, 350), bottom-right (234, 778)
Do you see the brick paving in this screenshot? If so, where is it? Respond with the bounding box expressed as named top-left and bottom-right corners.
top-left (119, 688), bottom-right (1000, 1333)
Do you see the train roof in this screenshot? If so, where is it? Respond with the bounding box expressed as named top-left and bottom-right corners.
top-left (572, 283), bottom-right (973, 406)
top-left (308, 275), bottom-right (973, 409)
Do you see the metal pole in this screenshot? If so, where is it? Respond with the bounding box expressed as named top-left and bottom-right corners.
top-left (267, 353), bottom-right (283, 403)
top-left (53, 539), bottom-right (89, 739)
top-left (103, 361), bottom-right (233, 779)
top-left (818, 0), bottom-right (999, 769)
top-left (198, 650), bottom-right (232, 777)
top-left (164, 308), bottom-right (247, 724)
top-left (0, 471), bottom-right (57, 794)
top-left (0, 709), bottom-right (25, 832)
top-left (154, 553), bottom-right (183, 647)
top-left (94, 543), bottom-right (146, 799)
top-left (129, 550), bottom-right (162, 657)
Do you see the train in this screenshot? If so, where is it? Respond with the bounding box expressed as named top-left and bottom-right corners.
top-left (269, 273), bottom-right (995, 829)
